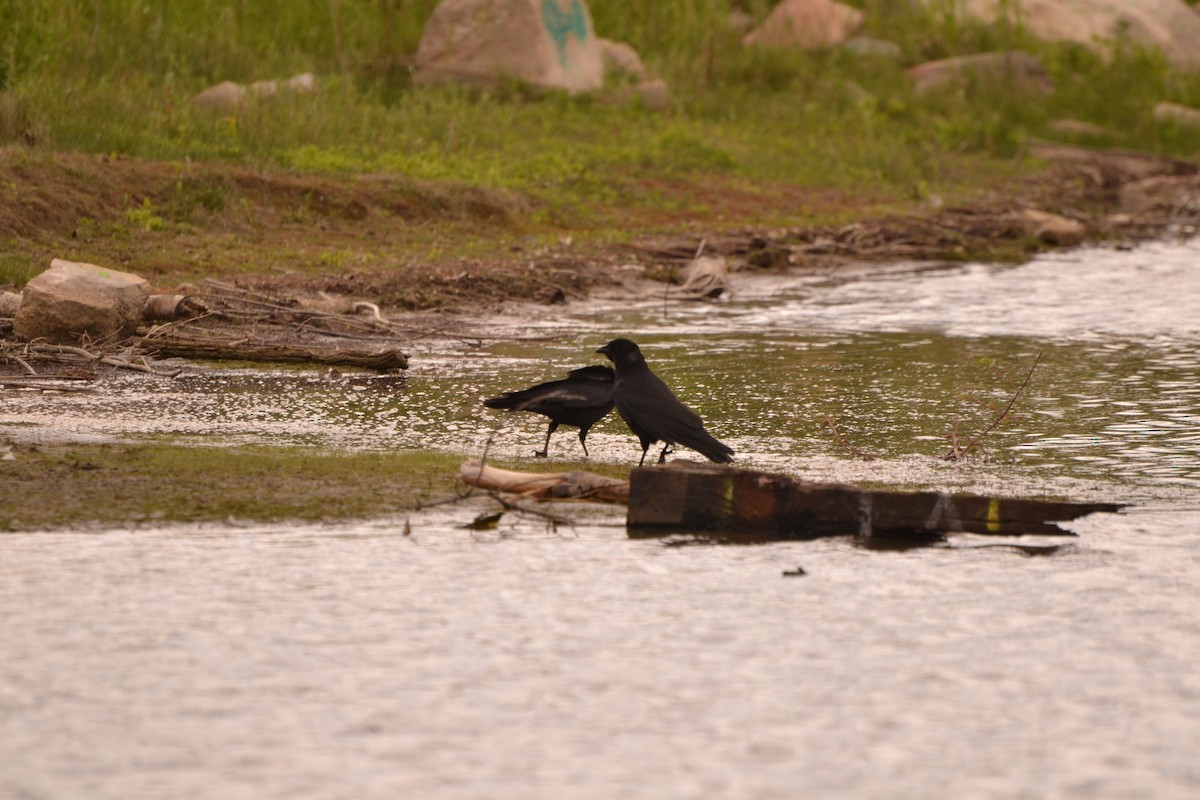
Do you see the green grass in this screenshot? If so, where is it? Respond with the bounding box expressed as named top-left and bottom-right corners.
top-left (2, 1), bottom-right (1199, 227)
top-left (0, 443), bottom-right (458, 530)
top-left (0, 441), bottom-right (631, 531)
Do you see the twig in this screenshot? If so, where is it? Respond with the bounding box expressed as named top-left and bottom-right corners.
top-left (0, 379), bottom-right (96, 392)
top-left (823, 414), bottom-right (876, 461)
top-left (10, 354), bottom-right (37, 375)
top-left (99, 356), bottom-right (182, 377)
top-left (487, 491), bottom-right (574, 526)
top-left (28, 343), bottom-right (100, 361)
top-left (944, 350), bottom-right (1043, 461)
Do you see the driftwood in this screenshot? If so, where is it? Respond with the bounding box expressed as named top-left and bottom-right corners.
top-left (458, 460), bottom-right (630, 503)
top-left (140, 323), bottom-right (409, 370)
top-left (137, 280), bottom-right (410, 370)
top-left (0, 340), bottom-right (180, 381)
top-left (142, 294), bottom-right (207, 322)
top-left (626, 462), bottom-right (1123, 541)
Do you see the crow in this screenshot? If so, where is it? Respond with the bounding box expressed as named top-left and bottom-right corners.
top-left (596, 337), bottom-right (734, 466)
top-left (483, 365), bottom-right (615, 458)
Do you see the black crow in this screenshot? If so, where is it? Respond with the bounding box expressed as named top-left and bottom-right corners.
top-left (483, 365), bottom-right (615, 458)
top-left (596, 338), bottom-right (734, 466)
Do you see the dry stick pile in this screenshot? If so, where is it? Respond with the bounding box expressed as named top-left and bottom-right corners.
top-left (138, 280), bottom-right (411, 371)
top-left (0, 340), bottom-right (180, 390)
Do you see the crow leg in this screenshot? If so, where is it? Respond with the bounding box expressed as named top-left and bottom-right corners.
top-left (638, 446), bottom-right (648, 467)
top-left (535, 421), bottom-right (559, 458)
top-left (657, 443), bottom-right (674, 464)
top-left (578, 427), bottom-right (590, 458)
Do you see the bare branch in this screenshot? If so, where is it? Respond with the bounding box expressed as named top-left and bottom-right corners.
top-left (944, 350), bottom-right (1043, 461)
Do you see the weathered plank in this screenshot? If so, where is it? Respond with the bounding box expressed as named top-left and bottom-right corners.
top-left (626, 463), bottom-right (1123, 540)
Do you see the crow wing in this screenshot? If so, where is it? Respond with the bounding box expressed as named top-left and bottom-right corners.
top-left (614, 368), bottom-right (707, 444)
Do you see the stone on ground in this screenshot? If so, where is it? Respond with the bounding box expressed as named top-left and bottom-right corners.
top-left (743, 0), bottom-right (864, 49)
top-left (415, 0), bottom-right (605, 94)
top-left (949, 0), bottom-right (1200, 70)
top-left (13, 259), bottom-right (149, 345)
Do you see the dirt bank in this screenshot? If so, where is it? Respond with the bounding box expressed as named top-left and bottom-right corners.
top-left (1, 145), bottom-right (1197, 316)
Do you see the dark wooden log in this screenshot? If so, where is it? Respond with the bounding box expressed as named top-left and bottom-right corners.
top-left (626, 463), bottom-right (1123, 541)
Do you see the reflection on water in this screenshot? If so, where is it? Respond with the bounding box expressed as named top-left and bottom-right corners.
top-left (3, 240), bottom-right (1200, 798)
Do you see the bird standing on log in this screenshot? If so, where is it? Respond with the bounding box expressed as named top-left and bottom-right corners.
top-left (596, 337), bottom-right (734, 466)
top-left (483, 365), bottom-right (615, 458)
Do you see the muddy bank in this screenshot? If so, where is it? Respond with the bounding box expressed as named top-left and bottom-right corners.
top-left (1, 146), bottom-right (1196, 319)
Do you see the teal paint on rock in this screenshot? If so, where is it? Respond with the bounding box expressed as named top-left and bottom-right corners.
top-left (541, 0), bottom-right (589, 68)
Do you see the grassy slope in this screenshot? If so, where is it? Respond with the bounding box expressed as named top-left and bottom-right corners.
top-left (3, 1), bottom-right (1198, 219)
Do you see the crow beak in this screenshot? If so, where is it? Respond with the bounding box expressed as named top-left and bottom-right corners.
top-left (595, 345), bottom-right (608, 355)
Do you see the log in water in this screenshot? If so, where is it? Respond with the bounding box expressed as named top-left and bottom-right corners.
top-left (626, 462), bottom-right (1124, 540)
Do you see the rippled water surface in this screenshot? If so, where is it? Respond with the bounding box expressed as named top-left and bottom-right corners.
top-left (3, 240), bottom-right (1200, 798)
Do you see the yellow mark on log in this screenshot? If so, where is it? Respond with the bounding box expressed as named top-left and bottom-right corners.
top-left (987, 497), bottom-right (1002, 533)
top-left (721, 477), bottom-right (734, 518)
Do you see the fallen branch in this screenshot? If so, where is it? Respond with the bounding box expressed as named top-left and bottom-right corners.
top-left (458, 460), bottom-right (630, 504)
top-left (0, 378), bottom-right (96, 392)
top-left (945, 351), bottom-right (1043, 461)
top-left (140, 321), bottom-right (409, 370)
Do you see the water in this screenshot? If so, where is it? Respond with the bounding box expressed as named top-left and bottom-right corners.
top-left (3, 240), bottom-right (1200, 798)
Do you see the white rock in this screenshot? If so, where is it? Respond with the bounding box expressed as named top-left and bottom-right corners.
top-left (192, 73), bottom-right (317, 109)
top-left (597, 38), bottom-right (647, 79)
top-left (192, 80), bottom-right (245, 109)
top-left (742, 0), bottom-right (864, 49)
top-left (415, 0), bottom-right (604, 94)
top-left (1154, 101), bottom-right (1200, 127)
top-left (951, 0), bottom-right (1200, 70)
top-left (13, 259), bottom-right (149, 345)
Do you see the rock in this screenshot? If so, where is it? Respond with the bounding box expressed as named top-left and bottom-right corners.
top-left (13, 259), bottom-right (149, 345)
top-left (634, 79), bottom-right (670, 112)
top-left (1154, 101), bottom-right (1200, 128)
top-left (949, 0), bottom-right (1200, 71)
top-left (248, 72), bottom-right (316, 99)
top-left (1014, 209), bottom-right (1086, 245)
top-left (1047, 118), bottom-right (1113, 138)
top-left (728, 9), bottom-right (756, 34)
top-left (1118, 174), bottom-right (1200, 214)
top-left (907, 51), bottom-right (1053, 95)
top-left (192, 80), bottom-right (245, 109)
top-left (0, 290), bottom-right (22, 316)
top-left (742, 0), bottom-right (864, 49)
top-left (192, 73), bottom-right (317, 109)
top-left (415, 0), bottom-right (604, 94)
top-left (597, 38), bottom-right (646, 80)
top-left (841, 36), bottom-right (903, 60)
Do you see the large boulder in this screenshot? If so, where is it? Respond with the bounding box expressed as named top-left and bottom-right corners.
top-left (415, 0), bottom-right (605, 94)
top-left (743, 0), bottom-right (865, 49)
top-left (951, 0), bottom-right (1200, 71)
top-left (13, 259), bottom-right (149, 345)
